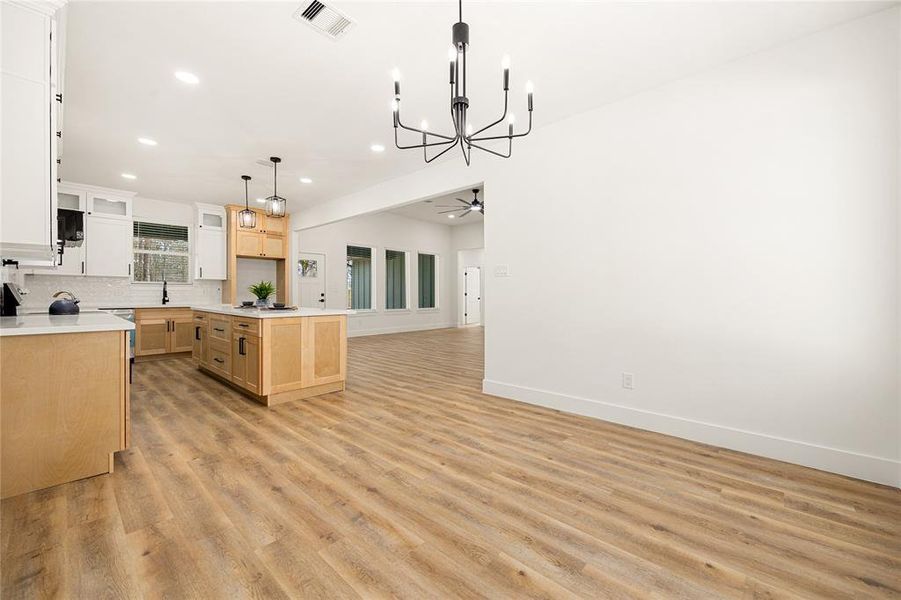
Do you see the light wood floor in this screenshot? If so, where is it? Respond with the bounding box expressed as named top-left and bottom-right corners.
top-left (2, 327), bottom-right (899, 599)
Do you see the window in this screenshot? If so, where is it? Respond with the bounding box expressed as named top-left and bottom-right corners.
top-left (346, 245), bottom-right (372, 309)
top-left (385, 249), bottom-right (407, 310)
top-left (133, 221), bottom-right (190, 283)
top-left (418, 253), bottom-right (437, 309)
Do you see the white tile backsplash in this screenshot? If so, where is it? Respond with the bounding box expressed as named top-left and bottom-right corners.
top-left (21, 275), bottom-right (222, 310)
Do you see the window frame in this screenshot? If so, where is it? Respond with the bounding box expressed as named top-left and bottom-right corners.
top-left (416, 252), bottom-right (440, 311)
top-left (131, 218), bottom-right (193, 285)
top-left (346, 243), bottom-right (376, 312)
top-left (384, 247), bottom-right (411, 312)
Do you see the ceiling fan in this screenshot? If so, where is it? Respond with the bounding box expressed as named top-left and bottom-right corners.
top-left (437, 189), bottom-right (484, 219)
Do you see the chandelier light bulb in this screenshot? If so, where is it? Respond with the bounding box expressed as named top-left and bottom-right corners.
top-left (465, 123), bottom-right (473, 136)
top-left (526, 80), bottom-right (534, 94)
top-left (501, 55), bottom-right (511, 70)
top-left (391, 68), bottom-right (401, 82)
top-left (508, 114), bottom-right (516, 124)
top-left (448, 47), bottom-right (457, 62)
top-left (421, 119), bottom-right (429, 131)
top-left (391, 99), bottom-right (398, 112)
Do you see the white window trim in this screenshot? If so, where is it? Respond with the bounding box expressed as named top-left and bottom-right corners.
top-left (416, 252), bottom-right (440, 311)
top-left (131, 218), bottom-right (194, 285)
top-left (384, 247), bottom-right (411, 311)
top-left (346, 242), bottom-right (376, 311)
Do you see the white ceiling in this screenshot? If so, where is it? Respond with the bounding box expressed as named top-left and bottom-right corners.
top-left (60, 1), bottom-right (891, 210)
top-left (389, 188), bottom-right (484, 226)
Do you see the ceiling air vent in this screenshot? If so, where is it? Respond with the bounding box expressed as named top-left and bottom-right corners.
top-left (293, 1), bottom-right (355, 41)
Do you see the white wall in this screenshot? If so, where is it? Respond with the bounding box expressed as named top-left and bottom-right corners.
top-left (298, 211), bottom-right (456, 337)
top-left (297, 9), bottom-right (901, 486)
top-left (235, 258), bottom-right (277, 304)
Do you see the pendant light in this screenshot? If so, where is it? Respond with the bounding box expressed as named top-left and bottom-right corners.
top-left (265, 156), bottom-right (287, 218)
top-left (238, 175), bottom-right (256, 229)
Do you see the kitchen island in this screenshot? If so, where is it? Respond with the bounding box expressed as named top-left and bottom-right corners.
top-left (0, 312), bottom-right (134, 499)
top-left (192, 306), bottom-right (351, 406)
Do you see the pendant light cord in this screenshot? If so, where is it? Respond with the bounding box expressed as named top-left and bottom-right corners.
top-left (458, 0), bottom-right (462, 23)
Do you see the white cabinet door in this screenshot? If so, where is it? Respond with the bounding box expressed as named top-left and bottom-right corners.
top-left (0, 4), bottom-right (56, 260)
top-left (88, 193), bottom-right (131, 219)
top-left (85, 215), bottom-right (131, 277)
top-left (196, 228), bottom-right (226, 280)
top-left (54, 244), bottom-right (85, 276)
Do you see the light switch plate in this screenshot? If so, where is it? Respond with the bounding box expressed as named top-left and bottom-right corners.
top-left (494, 265), bottom-right (510, 277)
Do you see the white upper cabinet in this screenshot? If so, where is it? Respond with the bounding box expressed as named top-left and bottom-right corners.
top-left (195, 204), bottom-right (226, 280)
top-left (88, 192), bottom-right (132, 219)
top-left (85, 215), bottom-right (132, 278)
top-left (0, 2), bottom-right (60, 263)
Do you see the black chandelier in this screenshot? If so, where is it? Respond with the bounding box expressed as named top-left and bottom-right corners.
top-left (391, 0), bottom-right (533, 165)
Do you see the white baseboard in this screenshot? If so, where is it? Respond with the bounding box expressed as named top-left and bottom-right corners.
top-left (482, 379), bottom-right (900, 488)
top-left (348, 322), bottom-right (457, 338)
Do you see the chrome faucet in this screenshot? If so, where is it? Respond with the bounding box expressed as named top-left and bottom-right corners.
top-left (162, 280), bottom-right (169, 305)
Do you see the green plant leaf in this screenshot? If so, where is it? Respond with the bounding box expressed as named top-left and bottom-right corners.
top-left (248, 280), bottom-right (276, 299)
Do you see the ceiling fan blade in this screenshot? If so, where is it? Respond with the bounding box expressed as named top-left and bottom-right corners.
top-left (436, 205), bottom-right (464, 208)
top-left (456, 198), bottom-right (471, 206)
top-left (459, 209), bottom-right (472, 218)
top-left (438, 208), bottom-right (465, 214)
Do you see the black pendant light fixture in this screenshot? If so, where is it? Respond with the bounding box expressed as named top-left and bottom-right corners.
top-left (391, 0), bottom-right (533, 165)
top-left (265, 156), bottom-right (287, 218)
top-left (238, 175), bottom-right (256, 229)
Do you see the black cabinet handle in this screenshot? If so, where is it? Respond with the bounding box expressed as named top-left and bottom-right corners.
top-left (238, 337), bottom-right (246, 356)
top-left (81, 261), bottom-right (84, 274)
top-left (213, 327), bottom-right (224, 332)
top-left (213, 357), bottom-right (224, 364)
top-left (128, 264), bottom-right (131, 276)
top-left (237, 323), bottom-right (248, 328)
top-left (195, 326), bottom-right (200, 340)
top-left (199, 266), bottom-right (203, 278)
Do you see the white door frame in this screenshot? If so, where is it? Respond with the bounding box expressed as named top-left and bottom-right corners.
top-left (295, 246), bottom-right (327, 308)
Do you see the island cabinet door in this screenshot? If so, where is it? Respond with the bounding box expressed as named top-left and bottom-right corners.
top-left (192, 318), bottom-right (208, 364)
top-left (231, 333), bottom-right (260, 395)
top-left (169, 314), bottom-right (194, 353)
top-left (301, 315), bottom-right (347, 387)
top-left (136, 318), bottom-right (169, 356)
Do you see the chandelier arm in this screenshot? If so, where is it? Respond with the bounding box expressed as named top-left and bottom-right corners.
top-left (396, 102), bottom-right (457, 141)
top-left (470, 91), bottom-right (509, 138)
top-left (460, 140), bottom-right (472, 166)
top-left (425, 138), bottom-right (461, 163)
top-left (394, 130), bottom-right (456, 151)
top-left (469, 114), bottom-right (532, 142)
top-left (466, 139), bottom-right (511, 159)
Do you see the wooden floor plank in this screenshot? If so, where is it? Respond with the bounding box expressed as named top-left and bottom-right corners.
top-left (2, 326), bottom-right (899, 599)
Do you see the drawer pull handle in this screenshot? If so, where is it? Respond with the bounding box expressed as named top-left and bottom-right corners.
top-left (213, 357), bottom-right (224, 364)
top-left (195, 326), bottom-right (201, 340)
top-left (238, 337), bottom-right (246, 356)
top-left (213, 327), bottom-right (224, 332)
top-left (237, 323), bottom-right (249, 328)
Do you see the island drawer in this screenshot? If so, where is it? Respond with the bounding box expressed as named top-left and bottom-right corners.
top-left (231, 317), bottom-right (260, 336)
top-left (207, 339), bottom-right (231, 376)
top-left (209, 316), bottom-right (232, 342)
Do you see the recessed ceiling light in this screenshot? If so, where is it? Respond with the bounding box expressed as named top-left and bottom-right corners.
top-left (370, 144), bottom-right (385, 153)
top-left (174, 70), bottom-right (199, 85)
top-left (256, 198), bottom-right (266, 204)
top-left (137, 137), bottom-right (157, 146)
top-left (447, 214), bottom-right (455, 219)
top-left (121, 173), bottom-right (137, 180)
top-left (299, 177), bottom-right (312, 184)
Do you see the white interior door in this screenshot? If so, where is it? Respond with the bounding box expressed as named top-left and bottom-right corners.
top-left (464, 266), bottom-right (481, 325)
top-left (298, 252), bottom-right (326, 308)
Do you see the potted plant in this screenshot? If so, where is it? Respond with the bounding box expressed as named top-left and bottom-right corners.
top-left (248, 281), bottom-right (276, 307)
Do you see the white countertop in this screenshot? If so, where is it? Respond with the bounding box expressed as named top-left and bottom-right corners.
top-left (192, 304), bottom-right (354, 319)
top-left (0, 312), bottom-right (136, 337)
top-left (20, 303), bottom-right (193, 314)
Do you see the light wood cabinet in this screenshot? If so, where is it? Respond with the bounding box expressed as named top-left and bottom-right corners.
top-left (262, 234), bottom-right (286, 259)
top-left (193, 310), bottom-right (347, 406)
top-left (261, 214), bottom-right (287, 235)
top-left (135, 317), bottom-right (169, 356)
top-left (235, 229), bottom-right (263, 257)
top-left (135, 308), bottom-right (194, 357)
top-left (192, 315), bottom-right (208, 365)
top-left (231, 332), bottom-right (261, 395)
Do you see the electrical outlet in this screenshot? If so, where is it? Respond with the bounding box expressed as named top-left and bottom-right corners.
top-left (622, 372), bottom-right (635, 390)
top-left (493, 265), bottom-right (510, 277)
